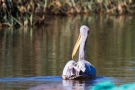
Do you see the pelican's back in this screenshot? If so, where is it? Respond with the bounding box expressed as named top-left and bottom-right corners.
top-left (77, 60), bottom-right (96, 77)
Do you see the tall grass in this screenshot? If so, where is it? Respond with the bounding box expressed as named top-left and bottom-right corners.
top-left (0, 0), bottom-right (135, 27)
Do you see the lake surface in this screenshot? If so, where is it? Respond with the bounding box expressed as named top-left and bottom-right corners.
top-left (0, 15), bottom-right (135, 90)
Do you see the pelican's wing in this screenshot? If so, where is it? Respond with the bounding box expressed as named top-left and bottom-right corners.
top-left (77, 60), bottom-right (96, 77)
top-left (62, 60), bottom-right (77, 79)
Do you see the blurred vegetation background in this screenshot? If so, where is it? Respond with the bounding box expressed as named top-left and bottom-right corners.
top-left (0, 0), bottom-right (135, 27)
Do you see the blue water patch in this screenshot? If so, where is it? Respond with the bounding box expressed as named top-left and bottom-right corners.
top-left (0, 76), bottom-right (117, 90)
top-left (0, 76), bottom-right (62, 82)
top-left (0, 76), bottom-right (116, 83)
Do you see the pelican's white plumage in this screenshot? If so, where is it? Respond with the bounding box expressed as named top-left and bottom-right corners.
top-left (62, 25), bottom-right (96, 80)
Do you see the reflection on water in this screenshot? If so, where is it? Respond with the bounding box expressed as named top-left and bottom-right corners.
top-left (0, 76), bottom-right (113, 90)
top-left (0, 15), bottom-right (135, 90)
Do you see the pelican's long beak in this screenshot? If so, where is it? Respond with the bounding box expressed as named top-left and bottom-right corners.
top-left (72, 34), bottom-right (82, 59)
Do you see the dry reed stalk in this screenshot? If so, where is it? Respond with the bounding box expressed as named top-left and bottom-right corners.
top-left (0, 0), bottom-right (135, 27)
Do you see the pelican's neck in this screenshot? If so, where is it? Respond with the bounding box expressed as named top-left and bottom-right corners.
top-left (79, 36), bottom-right (87, 61)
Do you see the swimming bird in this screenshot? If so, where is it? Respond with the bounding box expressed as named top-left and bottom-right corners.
top-left (62, 25), bottom-right (96, 80)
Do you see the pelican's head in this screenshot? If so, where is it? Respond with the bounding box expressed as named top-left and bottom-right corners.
top-left (80, 25), bottom-right (89, 37)
top-left (72, 25), bottom-right (89, 59)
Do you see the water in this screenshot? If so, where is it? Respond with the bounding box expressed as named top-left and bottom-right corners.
top-left (0, 15), bottom-right (135, 90)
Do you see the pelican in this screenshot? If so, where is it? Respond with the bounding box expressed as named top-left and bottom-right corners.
top-left (62, 25), bottom-right (96, 80)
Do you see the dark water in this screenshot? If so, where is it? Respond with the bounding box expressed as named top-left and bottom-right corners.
top-left (0, 15), bottom-right (135, 90)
